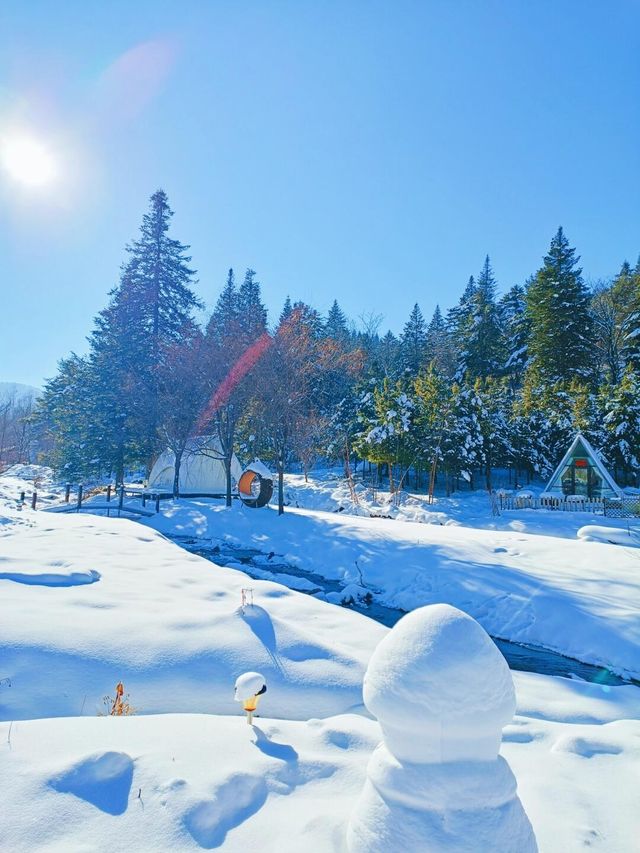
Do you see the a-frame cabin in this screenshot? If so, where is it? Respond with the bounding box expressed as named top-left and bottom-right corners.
top-left (543, 433), bottom-right (622, 499)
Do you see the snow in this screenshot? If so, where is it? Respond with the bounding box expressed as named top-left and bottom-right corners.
top-left (235, 672), bottom-right (267, 701)
top-left (1, 466), bottom-right (639, 851)
top-left (0, 503), bottom-right (387, 723)
top-left (577, 524), bottom-right (640, 547)
top-left (140, 500), bottom-right (640, 679)
top-left (244, 458), bottom-right (274, 481)
top-left (362, 605), bottom-right (516, 763)
top-left (349, 605), bottom-right (536, 852)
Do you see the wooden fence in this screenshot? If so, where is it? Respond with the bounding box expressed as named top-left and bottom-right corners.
top-left (498, 493), bottom-right (640, 517)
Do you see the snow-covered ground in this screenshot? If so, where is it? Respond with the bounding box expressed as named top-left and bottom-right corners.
top-left (2, 668), bottom-right (639, 851)
top-left (284, 470), bottom-right (640, 542)
top-left (1, 466), bottom-right (639, 851)
top-left (137, 500), bottom-right (640, 680)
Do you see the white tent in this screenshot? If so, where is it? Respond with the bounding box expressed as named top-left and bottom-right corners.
top-left (543, 433), bottom-right (622, 499)
top-left (148, 436), bottom-right (243, 495)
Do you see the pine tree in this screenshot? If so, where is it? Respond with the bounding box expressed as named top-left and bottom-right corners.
top-left (290, 301), bottom-right (324, 337)
top-left (439, 382), bottom-right (485, 493)
top-left (601, 366), bottom-right (640, 485)
top-left (125, 189), bottom-right (201, 352)
top-left (620, 258), bottom-right (640, 370)
top-left (399, 303), bottom-right (427, 375)
top-left (279, 295), bottom-right (293, 325)
top-left (92, 189), bottom-right (202, 471)
top-left (447, 276), bottom-right (476, 379)
top-left (499, 284), bottom-right (530, 390)
top-left (424, 305), bottom-right (454, 376)
top-left (459, 257), bottom-right (503, 381)
top-left (237, 268), bottom-right (268, 340)
top-left (376, 330), bottom-right (400, 378)
top-left (413, 365), bottom-right (450, 481)
top-left (35, 355), bottom-right (105, 480)
top-left (324, 300), bottom-right (350, 342)
top-left (354, 378), bottom-right (414, 493)
top-left (525, 227), bottom-right (593, 384)
top-left (475, 377), bottom-right (511, 490)
top-left (206, 268), bottom-right (239, 344)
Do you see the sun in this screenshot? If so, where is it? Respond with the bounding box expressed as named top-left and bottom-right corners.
top-left (1, 132), bottom-right (57, 187)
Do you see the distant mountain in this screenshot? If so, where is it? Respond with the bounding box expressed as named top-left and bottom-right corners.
top-left (0, 382), bottom-right (41, 403)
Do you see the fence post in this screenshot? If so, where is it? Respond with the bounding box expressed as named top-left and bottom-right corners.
top-left (77, 484), bottom-right (83, 511)
top-left (106, 484), bottom-right (112, 503)
top-left (31, 491), bottom-right (37, 510)
top-left (64, 483), bottom-right (71, 503)
top-left (155, 494), bottom-right (160, 513)
top-left (118, 486), bottom-right (124, 511)
top-left (142, 492), bottom-right (147, 507)
top-left (20, 490), bottom-right (25, 504)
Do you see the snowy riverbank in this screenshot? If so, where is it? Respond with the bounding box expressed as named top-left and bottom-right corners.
top-left (1, 470), bottom-right (639, 851)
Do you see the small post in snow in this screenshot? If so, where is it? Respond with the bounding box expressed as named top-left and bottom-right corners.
top-left (31, 491), bottom-right (37, 510)
top-left (155, 494), bottom-right (160, 514)
top-left (64, 483), bottom-right (71, 503)
top-left (76, 484), bottom-right (83, 511)
top-left (118, 486), bottom-right (125, 513)
top-left (234, 672), bottom-right (267, 726)
top-left (240, 588), bottom-right (254, 612)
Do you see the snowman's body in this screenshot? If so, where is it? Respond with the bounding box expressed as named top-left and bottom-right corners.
top-left (347, 604), bottom-right (537, 853)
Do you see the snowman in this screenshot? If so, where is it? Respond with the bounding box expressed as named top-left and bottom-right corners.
top-left (347, 604), bottom-right (537, 853)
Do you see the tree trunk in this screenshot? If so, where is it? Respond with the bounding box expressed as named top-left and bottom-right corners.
top-left (278, 454), bottom-right (284, 515)
top-left (225, 455), bottom-right (232, 507)
top-left (173, 449), bottom-right (183, 498)
top-left (115, 455), bottom-right (124, 489)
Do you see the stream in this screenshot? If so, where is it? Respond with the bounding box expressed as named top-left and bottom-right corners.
top-left (174, 536), bottom-right (635, 688)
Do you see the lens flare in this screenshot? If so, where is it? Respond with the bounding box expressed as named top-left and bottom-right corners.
top-left (1, 132), bottom-right (57, 187)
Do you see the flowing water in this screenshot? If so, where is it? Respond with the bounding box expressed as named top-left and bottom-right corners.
top-left (175, 537), bottom-right (634, 688)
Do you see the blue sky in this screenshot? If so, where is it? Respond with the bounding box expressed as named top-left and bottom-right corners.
top-left (1, 0), bottom-right (639, 388)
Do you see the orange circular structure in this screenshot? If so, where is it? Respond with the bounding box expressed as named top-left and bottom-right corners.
top-left (238, 470), bottom-right (273, 508)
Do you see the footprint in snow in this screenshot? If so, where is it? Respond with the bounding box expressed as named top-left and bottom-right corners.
top-left (184, 773), bottom-right (268, 848)
top-left (49, 751), bottom-right (134, 815)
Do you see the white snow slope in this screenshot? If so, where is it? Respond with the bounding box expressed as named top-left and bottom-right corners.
top-left (1, 474), bottom-right (639, 852)
top-left (0, 506), bottom-right (386, 723)
top-left (142, 501), bottom-right (640, 680)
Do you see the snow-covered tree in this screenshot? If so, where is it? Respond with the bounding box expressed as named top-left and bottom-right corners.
top-left (399, 304), bottom-right (427, 375)
top-left (525, 227), bottom-right (592, 384)
top-left (424, 305), bottom-right (454, 376)
top-left (601, 366), bottom-right (640, 485)
top-left (499, 284), bottom-right (530, 390)
top-left (354, 378), bottom-right (414, 492)
top-left (459, 257), bottom-right (504, 381)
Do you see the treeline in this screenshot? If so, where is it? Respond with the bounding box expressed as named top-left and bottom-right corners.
top-left (0, 390), bottom-right (37, 469)
top-left (34, 190), bottom-right (640, 504)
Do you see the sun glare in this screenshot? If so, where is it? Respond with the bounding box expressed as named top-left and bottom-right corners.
top-left (1, 132), bottom-right (57, 187)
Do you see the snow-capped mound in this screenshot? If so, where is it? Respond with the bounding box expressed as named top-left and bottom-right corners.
top-left (362, 603), bottom-right (516, 763)
top-left (577, 525), bottom-right (640, 547)
top-left (234, 671), bottom-right (266, 701)
top-left (348, 604), bottom-right (537, 853)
